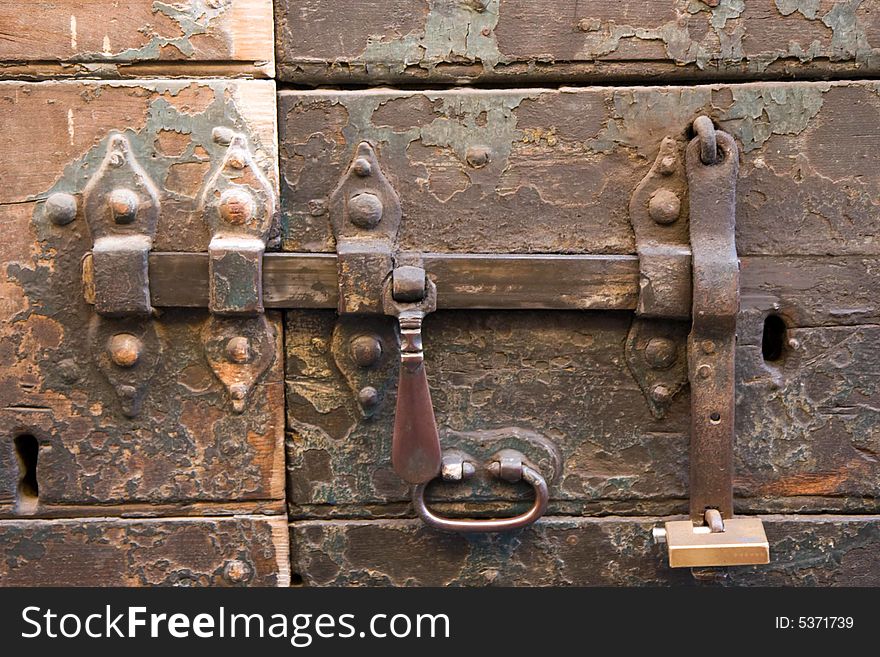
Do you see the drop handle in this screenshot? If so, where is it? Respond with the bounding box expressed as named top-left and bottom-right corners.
top-left (384, 265), bottom-right (442, 484)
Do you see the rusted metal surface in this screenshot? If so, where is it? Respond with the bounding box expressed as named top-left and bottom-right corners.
top-left (413, 449), bottom-right (550, 533)
top-left (686, 123), bottom-right (740, 521)
top-left (276, 0), bottom-right (880, 84)
top-left (329, 142), bottom-right (402, 315)
top-left (0, 0), bottom-right (275, 79)
top-left (0, 516), bottom-right (289, 586)
top-left (384, 266), bottom-right (442, 485)
top-left (290, 515), bottom-right (880, 586)
top-left (0, 80), bottom-right (284, 515)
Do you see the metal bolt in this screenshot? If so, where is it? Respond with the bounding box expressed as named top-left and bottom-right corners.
top-left (348, 192), bottom-right (383, 228)
top-left (645, 337), bottom-right (677, 369)
top-left (658, 155), bottom-right (677, 176)
top-left (701, 340), bottom-right (715, 354)
top-left (223, 559), bottom-right (253, 584)
top-left (226, 336), bottom-right (251, 364)
top-left (698, 364), bottom-right (712, 379)
top-left (45, 192), bottom-right (78, 226)
top-left (350, 335), bottom-right (382, 367)
top-left (108, 188), bottom-right (139, 224)
top-left (358, 386), bottom-right (380, 409)
top-left (109, 333), bottom-right (142, 368)
top-left (218, 188), bottom-right (255, 225)
top-left (648, 189), bottom-right (680, 225)
top-left (352, 157), bottom-right (372, 177)
top-left (466, 145), bottom-right (492, 168)
top-left (650, 384), bottom-right (673, 404)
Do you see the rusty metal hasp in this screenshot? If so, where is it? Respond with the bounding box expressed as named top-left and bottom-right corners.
top-left (651, 117), bottom-right (769, 569)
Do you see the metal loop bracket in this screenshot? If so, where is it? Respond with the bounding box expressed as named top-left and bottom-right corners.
top-left (412, 449), bottom-right (549, 533)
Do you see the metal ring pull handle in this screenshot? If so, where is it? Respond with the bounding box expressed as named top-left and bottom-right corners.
top-left (412, 450), bottom-right (550, 533)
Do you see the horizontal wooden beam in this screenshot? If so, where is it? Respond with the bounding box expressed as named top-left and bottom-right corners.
top-left (147, 252), bottom-right (645, 311)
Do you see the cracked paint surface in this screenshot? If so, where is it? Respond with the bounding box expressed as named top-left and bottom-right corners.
top-left (277, 0), bottom-right (880, 82)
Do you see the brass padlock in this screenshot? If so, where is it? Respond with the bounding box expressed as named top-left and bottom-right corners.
top-left (654, 510), bottom-right (769, 568)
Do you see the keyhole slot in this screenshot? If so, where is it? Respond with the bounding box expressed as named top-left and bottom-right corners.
top-left (14, 433), bottom-right (40, 508)
top-left (762, 314), bottom-right (787, 362)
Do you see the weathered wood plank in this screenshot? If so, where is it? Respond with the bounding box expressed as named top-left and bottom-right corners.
top-left (285, 311), bottom-right (880, 515)
top-left (0, 0), bottom-right (274, 78)
top-left (0, 516), bottom-right (289, 586)
top-left (279, 82), bottom-right (880, 257)
top-left (290, 515), bottom-right (880, 586)
top-left (276, 0), bottom-right (880, 84)
top-left (0, 81), bottom-right (284, 509)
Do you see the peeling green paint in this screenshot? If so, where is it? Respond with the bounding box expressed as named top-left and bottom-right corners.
top-left (723, 84), bottom-right (828, 151)
top-left (360, 0), bottom-right (503, 75)
top-left (776, 0), bottom-right (822, 20)
top-left (76, 0), bottom-right (232, 61)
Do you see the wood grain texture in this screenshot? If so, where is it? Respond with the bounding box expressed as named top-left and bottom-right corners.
top-left (290, 515), bottom-right (880, 586)
top-left (0, 516), bottom-right (289, 586)
top-left (285, 308), bottom-right (880, 516)
top-left (279, 81), bottom-right (880, 257)
top-left (0, 0), bottom-right (274, 78)
top-left (0, 81), bottom-right (284, 511)
top-left (276, 0), bottom-right (880, 84)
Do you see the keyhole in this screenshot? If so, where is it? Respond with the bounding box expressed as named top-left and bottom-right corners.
top-left (14, 433), bottom-right (39, 506)
top-left (762, 314), bottom-right (787, 362)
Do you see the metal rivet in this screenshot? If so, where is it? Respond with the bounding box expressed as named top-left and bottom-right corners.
top-left (308, 199), bottom-right (327, 216)
top-left (648, 189), bottom-right (680, 225)
top-left (645, 337), bottom-right (677, 369)
top-left (466, 145), bottom-right (492, 168)
top-left (358, 386), bottom-right (380, 409)
top-left (57, 358), bottom-right (81, 383)
top-left (45, 192), bottom-right (78, 226)
top-left (350, 335), bottom-right (382, 368)
top-left (223, 559), bottom-right (253, 584)
top-left (481, 26), bottom-right (491, 36)
top-left (108, 188), bottom-right (139, 225)
top-left (226, 336), bottom-right (251, 364)
top-left (218, 188), bottom-right (255, 225)
top-left (227, 148), bottom-right (247, 170)
top-left (698, 364), bottom-right (712, 379)
top-left (658, 155), bottom-right (677, 176)
top-left (349, 192), bottom-right (383, 228)
top-left (650, 384), bottom-right (673, 404)
top-left (109, 334), bottom-right (142, 368)
top-left (212, 126), bottom-right (235, 145)
top-left (109, 152), bottom-right (125, 168)
top-left (701, 340), bottom-right (716, 354)
top-left (352, 157), bottom-right (372, 177)
top-left (787, 338), bottom-right (800, 351)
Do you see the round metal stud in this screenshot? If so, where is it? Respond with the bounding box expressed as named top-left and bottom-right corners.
top-left (358, 386), bottom-right (380, 409)
top-left (109, 333), bottom-right (142, 368)
top-left (645, 337), bottom-right (677, 369)
top-left (226, 336), bottom-right (251, 364)
top-left (352, 157), bottom-right (372, 177)
top-left (218, 188), bottom-right (255, 225)
top-left (108, 188), bottom-right (139, 225)
top-left (648, 189), bottom-right (680, 225)
top-left (698, 364), bottom-right (712, 379)
top-left (45, 192), bottom-right (78, 226)
top-left (350, 335), bottom-right (382, 368)
top-left (227, 148), bottom-right (247, 170)
top-left (658, 155), bottom-right (677, 176)
top-left (348, 192), bottom-right (383, 228)
top-left (466, 145), bottom-right (492, 168)
top-left (650, 384), bottom-right (673, 404)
